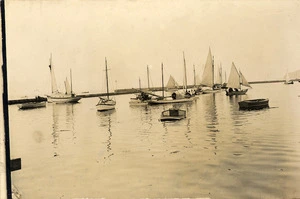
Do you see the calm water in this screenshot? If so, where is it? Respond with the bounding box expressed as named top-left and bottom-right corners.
top-left (9, 83), bottom-right (300, 199)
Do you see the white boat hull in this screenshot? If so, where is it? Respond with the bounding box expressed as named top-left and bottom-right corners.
top-left (202, 89), bottom-right (222, 94)
top-left (47, 95), bottom-right (81, 103)
top-left (97, 104), bottom-right (115, 111)
top-left (97, 98), bottom-right (116, 111)
top-left (226, 89), bottom-right (248, 96)
top-left (129, 99), bottom-right (148, 106)
top-left (148, 97), bottom-right (195, 105)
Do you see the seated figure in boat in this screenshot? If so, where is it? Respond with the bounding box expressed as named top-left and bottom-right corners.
top-left (225, 87), bottom-right (233, 96)
top-left (184, 91), bottom-right (192, 98)
top-left (140, 92), bottom-right (151, 101)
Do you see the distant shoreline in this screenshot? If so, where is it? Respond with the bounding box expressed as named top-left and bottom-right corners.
top-left (8, 79), bottom-right (296, 105)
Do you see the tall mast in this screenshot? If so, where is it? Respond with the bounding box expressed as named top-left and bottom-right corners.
top-left (212, 55), bottom-right (214, 89)
top-left (105, 57), bottom-right (109, 99)
top-left (147, 65), bottom-right (150, 90)
top-left (193, 64), bottom-right (196, 87)
top-left (183, 51), bottom-right (187, 92)
top-left (161, 63), bottom-right (164, 98)
top-left (139, 77), bottom-right (141, 90)
top-left (70, 69), bottom-right (73, 94)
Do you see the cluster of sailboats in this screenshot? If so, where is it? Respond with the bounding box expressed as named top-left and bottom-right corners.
top-left (19, 47), bottom-right (261, 113)
top-left (129, 48), bottom-right (253, 107)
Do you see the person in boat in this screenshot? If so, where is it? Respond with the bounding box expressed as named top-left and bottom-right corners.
top-left (234, 88), bottom-right (239, 91)
top-left (140, 92), bottom-right (151, 101)
top-left (172, 92), bottom-right (177, 99)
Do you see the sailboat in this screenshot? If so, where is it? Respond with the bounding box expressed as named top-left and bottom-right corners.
top-left (225, 62), bottom-right (252, 96)
top-left (96, 58), bottom-right (116, 111)
top-left (47, 55), bottom-right (81, 103)
top-left (148, 53), bottom-right (195, 105)
top-left (284, 72), bottom-right (293, 84)
top-left (201, 47), bottom-right (221, 94)
top-left (129, 66), bottom-right (153, 106)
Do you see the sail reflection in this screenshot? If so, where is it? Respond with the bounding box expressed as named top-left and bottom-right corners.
top-left (202, 93), bottom-right (219, 149)
top-left (51, 103), bottom-right (76, 157)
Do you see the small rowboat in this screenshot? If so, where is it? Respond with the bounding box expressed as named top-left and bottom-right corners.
top-left (238, 98), bottom-right (269, 110)
top-left (160, 108), bottom-right (186, 121)
top-left (18, 101), bottom-right (46, 110)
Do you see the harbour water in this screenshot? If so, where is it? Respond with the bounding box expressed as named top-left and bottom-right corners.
top-left (8, 83), bottom-right (300, 199)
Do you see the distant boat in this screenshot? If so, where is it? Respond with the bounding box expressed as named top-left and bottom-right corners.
top-left (159, 108), bottom-right (186, 121)
top-left (284, 72), bottom-right (293, 84)
top-left (18, 101), bottom-right (46, 110)
top-left (96, 58), bottom-right (116, 111)
top-left (225, 62), bottom-right (252, 96)
top-left (238, 98), bottom-right (269, 110)
top-left (201, 47), bottom-right (222, 94)
top-left (47, 54), bottom-right (81, 103)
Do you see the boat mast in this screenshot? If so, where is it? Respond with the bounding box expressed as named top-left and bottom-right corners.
top-left (147, 65), bottom-right (150, 90)
top-left (193, 64), bottom-right (196, 87)
top-left (161, 63), bottom-right (164, 98)
top-left (105, 57), bottom-right (109, 99)
top-left (212, 55), bottom-right (214, 89)
top-left (183, 51), bottom-right (187, 92)
top-left (70, 69), bottom-right (73, 95)
top-left (139, 77), bottom-right (141, 90)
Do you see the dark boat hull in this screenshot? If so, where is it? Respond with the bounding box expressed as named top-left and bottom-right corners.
top-left (238, 98), bottom-right (269, 110)
top-left (226, 89), bottom-right (248, 96)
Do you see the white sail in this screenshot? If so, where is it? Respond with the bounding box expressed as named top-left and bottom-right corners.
top-left (240, 71), bottom-right (252, 88)
top-left (201, 47), bottom-right (214, 87)
top-left (49, 55), bottom-right (59, 94)
top-left (166, 75), bottom-right (179, 90)
top-left (64, 77), bottom-right (72, 95)
top-left (227, 62), bottom-right (241, 89)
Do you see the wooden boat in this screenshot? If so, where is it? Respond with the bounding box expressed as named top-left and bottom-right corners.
top-left (160, 108), bottom-right (186, 121)
top-left (47, 54), bottom-right (81, 103)
top-left (225, 62), bottom-right (252, 96)
top-left (18, 101), bottom-right (46, 110)
top-left (96, 58), bottom-right (116, 111)
top-left (238, 98), bottom-right (269, 110)
top-left (201, 47), bottom-right (222, 94)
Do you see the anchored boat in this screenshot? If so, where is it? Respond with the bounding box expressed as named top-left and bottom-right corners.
top-left (47, 54), bottom-right (81, 103)
top-left (238, 98), bottom-right (269, 110)
top-left (225, 62), bottom-right (252, 96)
top-left (96, 57), bottom-right (116, 112)
top-left (18, 101), bottom-right (46, 110)
top-left (159, 108), bottom-right (186, 121)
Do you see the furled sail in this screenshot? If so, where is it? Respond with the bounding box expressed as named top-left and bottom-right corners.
top-left (49, 55), bottom-right (59, 94)
top-left (64, 77), bottom-right (72, 95)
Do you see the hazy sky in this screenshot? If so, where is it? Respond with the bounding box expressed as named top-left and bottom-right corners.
top-left (3, 0), bottom-right (300, 98)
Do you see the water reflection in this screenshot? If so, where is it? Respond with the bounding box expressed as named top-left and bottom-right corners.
top-left (97, 110), bottom-right (115, 161)
top-left (51, 103), bottom-right (76, 157)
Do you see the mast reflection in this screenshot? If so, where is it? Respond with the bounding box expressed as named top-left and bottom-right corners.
top-left (97, 110), bottom-right (115, 161)
top-left (51, 103), bottom-right (76, 157)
